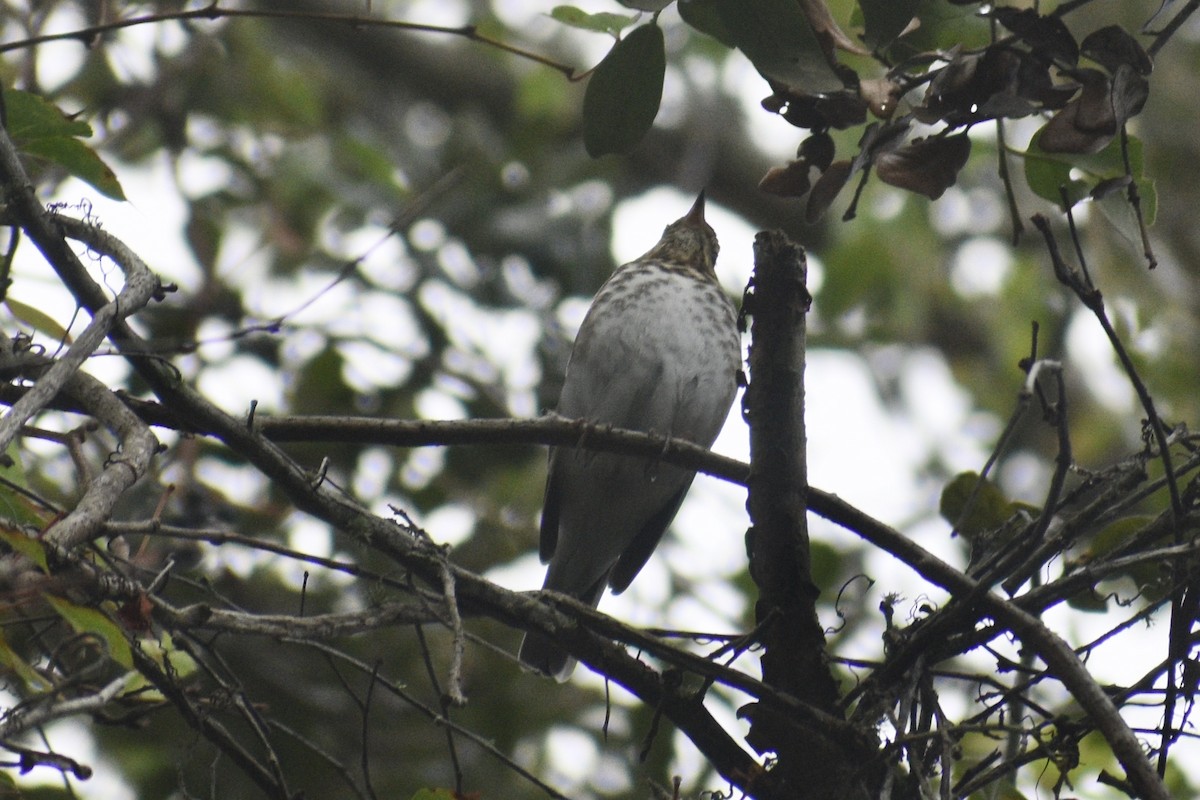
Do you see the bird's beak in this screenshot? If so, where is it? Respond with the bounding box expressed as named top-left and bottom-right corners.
top-left (685, 191), bottom-right (707, 225)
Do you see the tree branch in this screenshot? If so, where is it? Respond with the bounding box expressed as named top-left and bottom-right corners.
top-left (0, 4), bottom-right (579, 79)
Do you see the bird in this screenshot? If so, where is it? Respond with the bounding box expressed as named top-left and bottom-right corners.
top-left (519, 192), bottom-right (741, 680)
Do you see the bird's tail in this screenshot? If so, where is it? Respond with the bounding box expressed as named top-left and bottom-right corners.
top-left (518, 574), bottom-right (607, 681)
top-left (518, 632), bottom-right (574, 682)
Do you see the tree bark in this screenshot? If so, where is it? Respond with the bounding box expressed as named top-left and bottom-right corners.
top-left (742, 231), bottom-right (876, 799)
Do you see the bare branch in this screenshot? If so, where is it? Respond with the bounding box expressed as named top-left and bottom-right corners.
top-left (0, 4), bottom-right (579, 78)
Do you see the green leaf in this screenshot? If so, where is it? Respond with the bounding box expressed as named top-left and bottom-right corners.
top-left (3, 88), bottom-right (126, 200)
top-left (0, 445), bottom-right (52, 530)
top-left (409, 789), bottom-right (457, 800)
top-left (582, 23), bottom-right (666, 157)
top-left (6, 297), bottom-right (72, 343)
top-left (0, 526), bottom-right (48, 572)
top-left (3, 87), bottom-right (91, 140)
top-left (1086, 515), bottom-right (1155, 558)
top-left (892, 0), bottom-right (992, 54)
top-left (713, 0), bottom-right (844, 93)
top-left (1023, 127), bottom-right (1155, 222)
top-left (122, 633), bottom-right (198, 700)
top-left (859, 0), bottom-right (920, 50)
top-left (550, 6), bottom-right (639, 36)
top-left (0, 629), bottom-right (51, 690)
top-left (1023, 150), bottom-right (1088, 210)
top-left (679, 0), bottom-right (738, 47)
top-left (45, 595), bottom-right (134, 669)
top-left (939, 471), bottom-right (1014, 539)
top-left (1065, 586), bottom-right (1109, 612)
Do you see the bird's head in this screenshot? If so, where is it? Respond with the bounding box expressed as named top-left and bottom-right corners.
top-left (643, 192), bottom-right (719, 276)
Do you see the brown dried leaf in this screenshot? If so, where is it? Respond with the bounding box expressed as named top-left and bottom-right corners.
top-left (1072, 69), bottom-right (1116, 133)
top-left (759, 160), bottom-right (813, 198)
top-left (806, 159), bottom-right (852, 222)
top-left (1111, 64), bottom-right (1149, 124)
top-left (1038, 99), bottom-right (1112, 154)
top-left (875, 134), bottom-right (971, 199)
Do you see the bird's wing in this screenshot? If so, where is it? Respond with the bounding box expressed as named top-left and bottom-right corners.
top-left (538, 450), bottom-right (563, 563)
top-left (556, 324), bottom-right (668, 429)
top-left (608, 474), bottom-right (695, 594)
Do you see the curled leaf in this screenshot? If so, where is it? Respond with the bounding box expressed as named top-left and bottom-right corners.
top-left (875, 133), bottom-right (971, 199)
top-left (1038, 70), bottom-right (1114, 154)
top-left (1111, 63), bottom-right (1149, 124)
top-left (1081, 25), bottom-right (1153, 75)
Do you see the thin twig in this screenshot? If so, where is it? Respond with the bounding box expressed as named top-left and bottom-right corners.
top-left (0, 5), bottom-right (578, 78)
top-left (1147, 0), bottom-right (1200, 56)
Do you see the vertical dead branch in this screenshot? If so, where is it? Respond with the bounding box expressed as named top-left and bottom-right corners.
top-left (741, 231), bottom-right (874, 798)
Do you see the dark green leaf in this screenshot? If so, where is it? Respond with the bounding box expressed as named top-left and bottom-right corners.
top-left (992, 7), bottom-right (1079, 65)
top-left (679, 0), bottom-right (738, 47)
top-left (713, 0), bottom-right (844, 93)
top-left (582, 24), bottom-right (666, 157)
top-left (891, 0), bottom-right (992, 53)
top-left (617, 0), bottom-right (672, 10)
top-left (859, 0), bottom-right (920, 50)
top-left (18, 136), bottom-right (126, 199)
top-left (1066, 586), bottom-right (1110, 612)
top-left (939, 471), bottom-right (1014, 540)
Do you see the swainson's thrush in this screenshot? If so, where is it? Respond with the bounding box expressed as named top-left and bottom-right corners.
top-left (519, 193), bottom-right (741, 679)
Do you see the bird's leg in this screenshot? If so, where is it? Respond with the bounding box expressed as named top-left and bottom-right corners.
top-left (642, 428), bottom-right (674, 481)
top-left (573, 418), bottom-right (600, 466)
